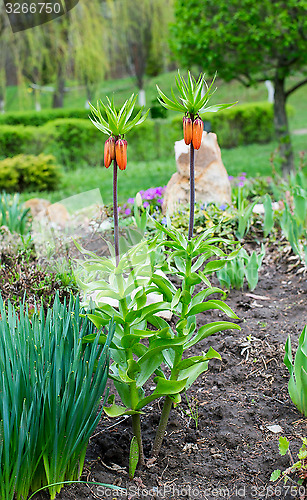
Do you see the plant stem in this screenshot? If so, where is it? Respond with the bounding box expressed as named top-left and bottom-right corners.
top-left (113, 158), bottom-right (119, 266)
top-left (188, 142), bottom-right (195, 240)
top-left (131, 413), bottom-right (145, 466)
top-left (151, 254), bottom-right (192, 459)
top-left (128, 345), bottom-right (145, 466)
top-left (151, 395), bottom-right (173, 458)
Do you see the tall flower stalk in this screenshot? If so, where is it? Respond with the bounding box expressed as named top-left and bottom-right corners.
top-left (89, 95), bottom-right (149, 265)
top-left (157, 71), bottom-right (236, 239)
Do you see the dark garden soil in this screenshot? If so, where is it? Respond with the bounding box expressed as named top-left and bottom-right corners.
top-left (34, 245), bottom-right (307, 500)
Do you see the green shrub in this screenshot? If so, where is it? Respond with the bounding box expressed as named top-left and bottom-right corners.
top-left (43, 118), bottom-right (102, 167)
top-left (0, 160), bottom-right (19, 191)
top-left (0, 125), bottom-right (38, 157)
top-left (150, 98), bottom-right (168, 119)
top-left (128, 120), bottom-right (156, 161)
top-left (0, 108), bottom-right (89, 127)
top-left (0, 105), bottom-right (142, 127)
top-left (205, 102), bottom-right (276, 148)
top-left (0, 154), bottom-right (61, 192)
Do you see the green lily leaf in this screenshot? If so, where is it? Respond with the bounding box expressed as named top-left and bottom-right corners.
top-left (136, 352), bottom-right (164, 387)
top-left (188, 300), bottom-right (239, 319)
top-left (184, 321), bottom-right (241, 349)
top-left (177, 361), bottom-right (210, 389)
top-left (104, 403), bottom-right (141, 418)
top-left (129, 437), bottom-right (139, 480)
top-left (177, 347), bottom-right (221, 370)
top-left (135, 377), bottom-right (188, 410)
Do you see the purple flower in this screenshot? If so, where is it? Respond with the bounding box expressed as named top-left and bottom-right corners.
top-left (157, 198), bottom-right (163, 204)
top-left (123, 203), bottom-right (127, 208)
top-left (118, 206), bottom-right (121, 212)
top-left (238, 181), bottom-right (244, 188)
top-left (127, 197), bottom-right (134, 204)
top-left (239, 176), bottom-right (246, 181)
top-left (143, 201), bottom-right (149, 208)
top-left (161, 217), bottom-right (167, 225)
top-left (240, 172), bottom-right (247, 176)
top-left (125, 208), bottom-right (131, 215)
top-left (219, 204), bottom-right (227, 211)
top-left (228, 175), bottom-right (234, 181)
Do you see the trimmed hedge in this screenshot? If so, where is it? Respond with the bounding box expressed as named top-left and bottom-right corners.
top-left (0, 154), bottom-right (61, 192)
top-left (42, 118), bottom-right (102, 167)
top-left (0, 125), bottom-right (39, 158)
top-left (0, 102), bottom-right (292, 169)
top-left (206, 102), bottom-right (278, 148)
top-left (0, 105), bottom-right (142, 127)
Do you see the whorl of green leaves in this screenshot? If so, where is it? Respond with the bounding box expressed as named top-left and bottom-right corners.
top-left (89, 94), bottom-right (149, 136)
top-left (284, 326), bottom-right (307, 416)
top-left (0, 294), bottom-right (113, 500)
top-left (156, 70), bottom-right (236, 115)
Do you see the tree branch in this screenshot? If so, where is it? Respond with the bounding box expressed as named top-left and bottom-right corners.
top-left (236, 75), bottom-right (252, 87)
top-left (286, 78), bottom-right (307, 98)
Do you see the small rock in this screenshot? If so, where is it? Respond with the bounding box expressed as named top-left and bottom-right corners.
top-left (25, 198), bottom-right (71, 227)
top-left (182, 443), bottom-right (198, 453)
top-left (24, 197), bottom-right (51, 217)
top-left (266, 424), bottom-right (283, 434)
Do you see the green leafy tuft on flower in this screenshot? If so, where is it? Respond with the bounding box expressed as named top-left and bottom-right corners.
top-left (156, 70), bottom-right (236, 116)
top-left (89, 94), bottom-right (149, 137)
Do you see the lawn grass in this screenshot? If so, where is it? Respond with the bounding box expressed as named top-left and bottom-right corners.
top-left (20, 133), bottom-right (306, 206)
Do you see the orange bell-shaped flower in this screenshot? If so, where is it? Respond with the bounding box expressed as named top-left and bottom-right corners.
top-left (104, 139), bottom-right (112, 168)
top-left (115, 139), bottom-right (128, 171)
top-left (183, 116), bottom-right (192, 145)
top-left (192, 118), bottom-right (204, 150)
top-left (108, 136), bottom-right (116, 160)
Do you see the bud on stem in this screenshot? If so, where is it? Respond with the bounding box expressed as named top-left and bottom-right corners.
top-left (104, 139), bottom-right (112, 168)
top-left (115, 139), bottom-right (128, 171)
top-left (108, 136), bottom-right (116, 160)
top-left (192, 118), bottom-right (204, 150)
top-left (183, 116), bottom-right (193, 145)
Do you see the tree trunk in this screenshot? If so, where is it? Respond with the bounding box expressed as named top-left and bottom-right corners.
top-left (0, 53), bottom-right (6, 113)
top-left (34, 88), bottom-right (41, 111)
top-left (138, 89), bottom-right (146, 107)
top-left (273, 76), bottom-right (294, 176)
top-left (52, 63), bottom-right (65, 108)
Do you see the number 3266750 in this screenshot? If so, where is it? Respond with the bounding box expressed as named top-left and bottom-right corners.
top-left (5, 3), bottom-right (62, 14)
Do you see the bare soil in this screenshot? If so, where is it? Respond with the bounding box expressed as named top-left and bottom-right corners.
top-left (35, 247), bottom-right (307, 500)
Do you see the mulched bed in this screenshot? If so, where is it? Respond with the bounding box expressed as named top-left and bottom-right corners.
top-left (32, 244), bottom-right (307, 500)
top-left (0, 252), bottom-right (73, 310)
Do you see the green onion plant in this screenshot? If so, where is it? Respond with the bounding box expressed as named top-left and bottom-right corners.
top-left (0, 294), bottom-right (113, 500)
